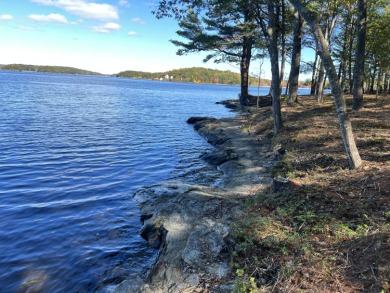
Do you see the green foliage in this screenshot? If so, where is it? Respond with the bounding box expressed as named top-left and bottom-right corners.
top-left (161, 1), bottom-right (262, 62)
top-left (367, 3), bottom-right (390, 68)
top-left (117, 67), bottom-right (269, 85)
top-left (234, 269), bottom-right (258, 293)
top-left (331, 0), bottom-right (390, 93)
top-left (2, 64), bottom-right (101, 75)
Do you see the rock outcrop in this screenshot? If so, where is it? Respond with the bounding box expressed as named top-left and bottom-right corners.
top-left (116, 110), bottom-right (275, 292)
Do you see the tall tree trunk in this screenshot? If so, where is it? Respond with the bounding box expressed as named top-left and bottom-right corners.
top-left (288, 11), bottom-right (303, 104)
top-left (289, 0), bottom-right (362, 169)
top-left (268, 0), bottom-right (283, 135)
top-left (352, 0), bottom-right (367, 110)
top-left (239, 39), bottom-right (252, 106)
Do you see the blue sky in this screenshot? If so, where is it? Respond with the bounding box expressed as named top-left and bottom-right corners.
top-left (0, 0), bottom-right (314, 78)
top-left (0, 0), bottom-right (244, 75)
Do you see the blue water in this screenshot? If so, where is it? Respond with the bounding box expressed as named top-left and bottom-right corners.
top-left (0, 71), bottom-right (312, 292)
top-left (0, 71), bottom-right (243, 292)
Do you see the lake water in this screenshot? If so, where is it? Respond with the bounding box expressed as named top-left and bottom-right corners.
top-left (0, 71), bottom-right (311, 292)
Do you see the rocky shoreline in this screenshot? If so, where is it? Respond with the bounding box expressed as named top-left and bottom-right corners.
top-left (116, 104), bottom-right (277, 292)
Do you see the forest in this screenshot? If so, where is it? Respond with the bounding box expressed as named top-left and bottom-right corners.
top-left (1, 64), bottom-right (101, 76)
top-left (117, 67), bottom-right (273, 86)
top-left (154, 0), bottom-right (389, 169)
top-left (150, 0), bottom-right (390, 292)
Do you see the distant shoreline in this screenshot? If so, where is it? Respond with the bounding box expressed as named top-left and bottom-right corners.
top-left (0, 65), bottom-right (311, 89)
top-left (0, 64), bottom-right (102, 76)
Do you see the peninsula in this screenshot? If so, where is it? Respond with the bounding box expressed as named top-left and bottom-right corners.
top-left (117, 67), bottom-right (273, 86)
top-left (0, 64), bottom-right (102, 76)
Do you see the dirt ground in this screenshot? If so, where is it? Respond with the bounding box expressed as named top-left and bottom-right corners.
top-left (227, 94), bottom-right (389, 292)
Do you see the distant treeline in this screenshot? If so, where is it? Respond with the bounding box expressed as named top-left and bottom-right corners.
top-left (117, 67), bottom-right (272, 86)
top-left (1, 64), bottom-right (101, 75)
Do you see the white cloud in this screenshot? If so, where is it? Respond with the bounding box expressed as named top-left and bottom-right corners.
top-left (91, 22), bottom-right (121, 33)
top-left (127, 31), bottom-right (138, 36)
top-left (31, 0), bottom-right (118, 21)
top-left (131, 17), bottom-right (146, 25)
top-left (29, 13), bottom-right (69, 23)
top-left (0, 14), bottom-right (13, 21)
top-left (118, 0), bottom-right (129, 6)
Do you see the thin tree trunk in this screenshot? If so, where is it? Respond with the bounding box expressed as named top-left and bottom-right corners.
top-left (257, 57), bottom-right (264, 108)
top-left (341, 51), bottom-right (347, 92)
top-left (288, 11), bottom-right (303, 104)
top-left (289, 0), bottom-right (362, 169)
top-left (377, 68), bottom-right (383, 94)
top-left (317, 60), bottom-right (325, 102)
top-left (323, 74), bottom-right (327, 92)
top-left (352, 0), bottom-right (367, 110)
top-left (268, 0), bottom-right (283, 135)
top-left (285, 80), bottom-right (289, 96)
top-left (317, 14), bottom-right (336, 102)
top-left (384, 73), bottom-right (389, 93)
top-left (388, 74), bottom-right (390, 94)
top-left (375, 68), bottom-right (380, 98)
top-left (279, 0), bottom-right (287, 92)
top-left (339, 32), bottom-right (347, 91)
top-left (311, 51), bottom-right (319, 95)
top-left (348, 18), bottom-right (356, 93)
top-left (338, 60), bottom-right (343, 82)
top-left (338, 34), bottom-right (348, 84)
top-left (370, 63), bottom-right (377, 94)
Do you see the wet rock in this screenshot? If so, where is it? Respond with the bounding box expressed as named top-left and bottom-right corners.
top-left (140, 213), bottom-right (153, 224)
top-left (216, 100), bottom-right (239, 109)
top-left (115, 276), bottom-right (144, 293)
top-left (117, 107), bottom-right (275, 293)
top-left (124, 183), bottom-right (243, 292)
top-left (197, 128), bottom-right (229, 146)
top-left (218, 161), bottom-right (242, 177)
top-left (200, 149), bottom-right (237, 165)
top-left (140, 222), bottom-right (167, 248)
top-left (186, 116), bottom-right (216, 124)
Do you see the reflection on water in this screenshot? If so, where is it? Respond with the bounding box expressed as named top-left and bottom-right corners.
top-left (20, 269), bottom-right (50, 292)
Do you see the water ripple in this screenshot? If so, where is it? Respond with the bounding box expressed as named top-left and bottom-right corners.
top-left (0, 71), bottom-right (244, 292)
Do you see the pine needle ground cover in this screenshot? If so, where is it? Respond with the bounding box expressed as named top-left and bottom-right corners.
top-left (231, 95), bottom-right (390, 292)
